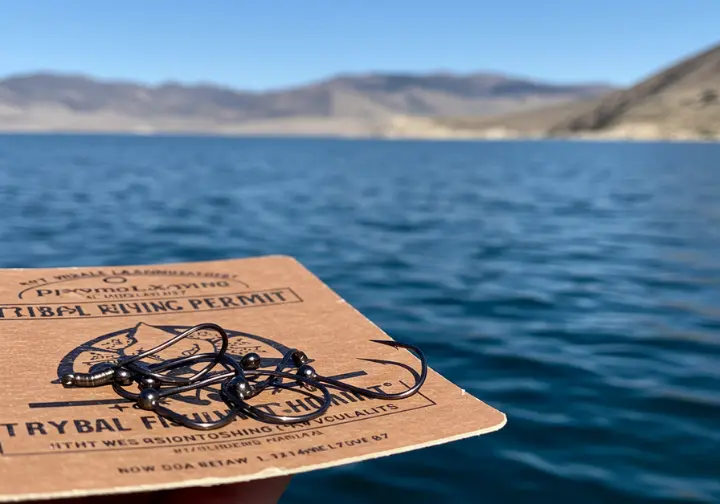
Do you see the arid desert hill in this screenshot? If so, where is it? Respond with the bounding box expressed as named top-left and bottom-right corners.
top-left (402, 42), bottom-right (720, 141)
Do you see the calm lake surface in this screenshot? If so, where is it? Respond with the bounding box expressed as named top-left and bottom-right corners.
top-left (1, 135), bottom-right (719, 503)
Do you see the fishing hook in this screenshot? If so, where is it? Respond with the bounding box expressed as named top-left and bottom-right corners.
top-left (291, 340), bottom-right (427, 400)
top-left (59, 323), bottom-right (427, 431)
top-left (114, 353), bottom-right (331, 430)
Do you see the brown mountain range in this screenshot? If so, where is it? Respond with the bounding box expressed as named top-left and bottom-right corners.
top-left (3, 42), bottom-right (718, 140)
top-left (0, 72), bottom-right (611, 135)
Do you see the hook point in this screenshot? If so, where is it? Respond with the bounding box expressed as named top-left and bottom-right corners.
top-left (369, 339), bottom-right (402, 349)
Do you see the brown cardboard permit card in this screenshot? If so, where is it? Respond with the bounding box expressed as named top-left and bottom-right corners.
top-left (0, 256), bottom-right (506, 501)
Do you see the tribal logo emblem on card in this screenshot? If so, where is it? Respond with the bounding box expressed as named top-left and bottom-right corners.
top-left (56, 323), bottom-right (293, 379)
top-left (53, 323), bottom-right (292, 407)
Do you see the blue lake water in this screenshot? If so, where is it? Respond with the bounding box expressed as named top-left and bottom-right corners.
top-left (0, 134), bottom-right (719, 503)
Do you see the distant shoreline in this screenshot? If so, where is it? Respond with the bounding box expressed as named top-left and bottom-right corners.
top-left (3, 42), bottom-right (719, 145)
top-left (0, 128), bottom-right (718, 144)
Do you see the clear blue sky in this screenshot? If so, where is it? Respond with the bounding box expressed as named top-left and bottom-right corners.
top-left (1, 0), bottom-right (718, 89)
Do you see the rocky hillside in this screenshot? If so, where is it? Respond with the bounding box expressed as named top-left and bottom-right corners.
top-left (390, 42), bottom-right (720, 141)
top-left (549, 42), bottom-right (720, 139)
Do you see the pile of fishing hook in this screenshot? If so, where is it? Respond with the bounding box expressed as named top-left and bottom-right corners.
top-left (60, 323), bottom-right (427, 431)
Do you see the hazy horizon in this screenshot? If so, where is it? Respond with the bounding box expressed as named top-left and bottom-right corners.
top-left (0, 67), bottom-right (618, 91)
